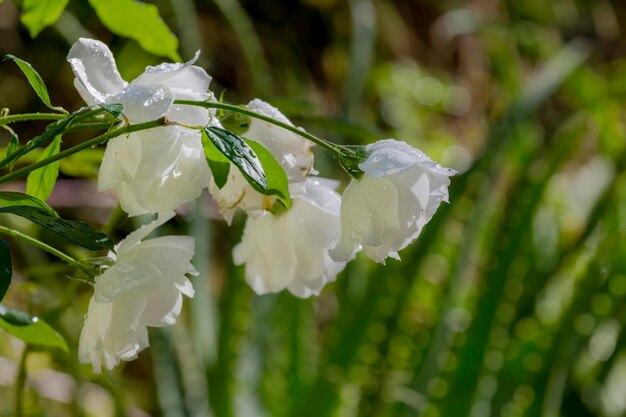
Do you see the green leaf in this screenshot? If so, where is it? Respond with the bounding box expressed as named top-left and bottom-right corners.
top-left (0, 241), bottom-right (11, 302)
top-left (0, 206), bottom-right (113, 251)
top-left (0, 191), bottom-right (58, 216)
top-left (0, 304), bottom-right (68, 352)
top-left (88, 0), bottom-right (181, 61)
top-left (244, 139), bottom-right (291, 208)
top-left (201, 129), bottom-right (231, 189)
top-left (3, 54), bottom-right (65, 112)
top-left (26, 135), bottom-right (61, 202)
top-left (20, 0), bottom-right (70, 37)
top-left (98, 103), bottom-right (124, 118)
top-left (203, 126), bottom-right (268, 193)
top-left (1, 125), bottom-right (20, 171)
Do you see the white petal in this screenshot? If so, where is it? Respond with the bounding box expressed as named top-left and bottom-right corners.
top-left (116, 211), bottom-right (175, 253)
top-left (245, 99), bottom-right (314, 182)
top-left (330, 176), bottom-right (400, 262)
top-left (98, 134), bottom-right (142, 192)
top-left (359, 139), bottom-right (456, 179)
top-left (67, 38), bottom-right (127, 103)
top-left (208, 168), bottom-right (273, 224)
top-left (96, 235), bottom-right (195, 302)
top-left (78, 297), bottom-right (112, 373)
top-left (140, 286), bottom-right (183, 327)
top-left (235, 178), bottom-right (345, 297)
top-left (133, 51), bottom-right (211, 93)
top-left (165, 89), bottom-right (210, 126)
top-left (103, 127), bottom-right (210, 216)
top-left (107, 85), bottom-right (174, 123)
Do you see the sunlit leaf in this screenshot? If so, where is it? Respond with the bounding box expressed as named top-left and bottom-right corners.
top-left (0, 206), bottom-right (113, 251)
top-left (244, 139), bottom-right (290, 208)
top-left (3, 54), bottom-right (65, 112)
top-left (203, 126), bottom-right (267, 193)
top-left (201, 128), bottom-right (230, 189)
top-left (0, 304), bottom-right (68, 352)
top-left (26, 135), bottom-right (61, 202)
top-left (0, 241), bottom-right (11, 302)
top-left (20, 0), bottom-right (70, 37)
top-left (88, 0), bottom-right (181, 61)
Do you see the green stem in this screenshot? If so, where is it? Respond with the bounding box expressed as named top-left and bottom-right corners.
top-left (174, 100), bottom-right (357, 158)
top-left (0, 117), bottom-right (168, 186)
top-left (0, 225), bottom-right (90, 277)
top-left (15, 344), bottom-right (28, 417)
top-left (0, 113), bottom-right (66, 125)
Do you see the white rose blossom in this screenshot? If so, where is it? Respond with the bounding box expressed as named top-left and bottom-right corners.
top-left (233, 178), bottom-right (345, 298)
top-left (330, 139), bottom-right (455, 263)
top-left (67, 38), bottom-right (215, 216)
top-left (79, 212), bottom-right (197, 373)
top-left (208, 99), bottom-right (314, 223)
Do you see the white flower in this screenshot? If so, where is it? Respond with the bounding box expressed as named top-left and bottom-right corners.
top-left (208, 99), bottom-right (314, 223)
top-left (67, 38), bottom-right (214, 215)
top-left (330, 139), bottom-right (455, 263)
top-left (79, 212), bottom-right (197, 373)
top-left (67, 38), bottom-right (214, 125)
top-left (233, 178), bottom-right (345, 298)
top-left (98, 126), bottom-right (211, 215)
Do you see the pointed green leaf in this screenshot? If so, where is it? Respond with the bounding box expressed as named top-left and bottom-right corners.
top-left (88, 0), bottom-right (181, 61)
top-left (0, 206), bottom-right (113, 251)
top-left (201, 128), bottom-right (231, 189)
top-left (203, 126), bottom-right (268, 193)
top-left (0, 304), bottom-right (68, 352)
top-left (20, 0), bottom-right (70, 37)
top-left (244, 139), bottom-right (291, 208)
top-left (1, 125), bottom-right (20, 171)
top-left (26, 135), bottom-right (61, 202)
top-left (98, 103), bottom-right (124, 118)
top-left (0, 191), bottom-right (58, 216)
top-left (3, 54), bottom-right (65, 112)
top-left (0, 241), bottom-right (11, 302)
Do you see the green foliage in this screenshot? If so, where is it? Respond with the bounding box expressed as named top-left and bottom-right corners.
top-left (203, 126), bottom-right (267, 192)
top-left (245, 138), bottom-right (291, 208)
top-left (0, 304), bottom-right (68, 352)
top-left (88, 0), bottom-right (181, 62)
top-left (202, 128), bottom-right (231, 189)
top-left (0, 240), bottom-right (11, 301)
top-left (0, 191), bottom-right (58, 215)
top-left (3, 54), bottom-right (65, 112)
top-left (0, 206), bottom-right (113, 251)
top-left (20, 0), bottom-right (69, 37)
top-left (26, 135), bottom-right (61, 202)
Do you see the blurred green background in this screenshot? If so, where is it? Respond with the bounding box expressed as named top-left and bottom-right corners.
top-left (1, 0), bottom-right (626, 416)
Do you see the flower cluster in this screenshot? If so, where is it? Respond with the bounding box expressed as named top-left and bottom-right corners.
top-left (68, 38), bottom-right (455, 372)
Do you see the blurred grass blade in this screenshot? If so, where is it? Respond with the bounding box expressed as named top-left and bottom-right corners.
top-left (211, 0), bottom-right (272, 95)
